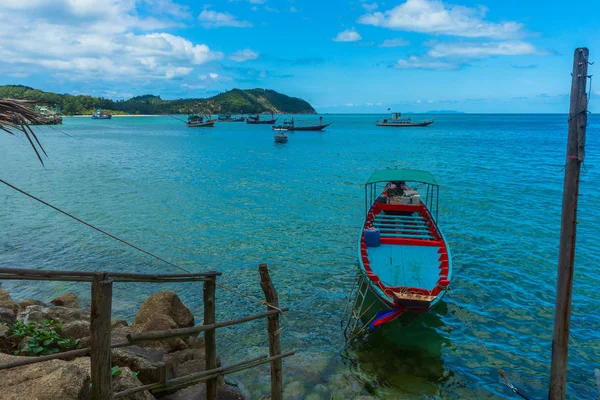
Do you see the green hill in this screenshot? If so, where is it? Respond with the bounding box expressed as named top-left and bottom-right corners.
top-left (0, 85), bottom-right (316, 115)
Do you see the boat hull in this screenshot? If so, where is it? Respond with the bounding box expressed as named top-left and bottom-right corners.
top-left (186, 119), bottom-right (216, 127)
top-left (376, 120), bottom-right (433, 127)
top-left (357, 198), bottom-right (452, 326)
top-left (247, 119), bottom-right (277, 124)
top-left (91, 115), bottom-right (112, 120)
top-left (273, 123), bottom-right (331, 131)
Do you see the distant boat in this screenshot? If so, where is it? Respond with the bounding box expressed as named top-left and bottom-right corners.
top-left (186, 114), bottom-right (216, 127)
top-left (272, 116), bottom-right (330, 131)
top-left (376, 112), bottom-right (433, 127)
top-left (218, 113), bottom-right (245, 122)
top-left (343, 169), bottom-right (451, 335)
top-left (91, 109), bottom-right (112, 119)
top-left (274, 133), bottom-right (288, 143)
top-left (246, 112), bottom-right (277, 124)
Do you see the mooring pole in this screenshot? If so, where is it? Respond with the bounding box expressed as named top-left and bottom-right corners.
top-left (548, 47), bottom-right (589, 400)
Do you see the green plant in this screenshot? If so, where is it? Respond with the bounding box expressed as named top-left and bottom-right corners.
top-left (7, 320), bottom-right (80, 356)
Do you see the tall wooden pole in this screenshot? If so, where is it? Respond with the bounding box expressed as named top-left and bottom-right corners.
top-left (549, 47), bottom-right (589, 400)
top-left (259, 264), bottom-right (283, 400)
top-left (203, 275), bottom-right (217, 400)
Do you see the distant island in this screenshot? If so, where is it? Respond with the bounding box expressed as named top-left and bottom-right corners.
top-left (0, 85), bottom-right (316, 116)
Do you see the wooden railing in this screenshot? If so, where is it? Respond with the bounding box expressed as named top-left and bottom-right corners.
top-left (0, 264), bottom-right (293, 400)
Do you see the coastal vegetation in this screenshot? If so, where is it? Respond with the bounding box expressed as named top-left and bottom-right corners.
top-left (0, 85), bottom-right (316, 115)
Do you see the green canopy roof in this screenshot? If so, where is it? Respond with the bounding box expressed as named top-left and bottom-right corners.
top-left (366, 169), bottom-right (439, 186)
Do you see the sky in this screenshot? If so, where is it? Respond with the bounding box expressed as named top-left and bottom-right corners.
top-left (0, 0), bottom-right (598, 113)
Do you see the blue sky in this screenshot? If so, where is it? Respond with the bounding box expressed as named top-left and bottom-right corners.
top-left (0, 0), bottom-right (598, 113)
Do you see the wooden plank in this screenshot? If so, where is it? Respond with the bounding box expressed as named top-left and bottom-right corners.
top-left (203, 276), bottom-right (217, 400)
top-left (0, 348), bottom-right (91, 370)
top-left (126, 308), bottom-right (288, 342)
top-left (549, 47), bottom-right (589, 400)
top-left (90, 273), bottom-right (113, 400)
top-left (259, 264), bottom-right (283, 400)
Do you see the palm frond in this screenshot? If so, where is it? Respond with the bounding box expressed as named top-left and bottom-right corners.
top-left (0, 99), bottom-right (51, 165)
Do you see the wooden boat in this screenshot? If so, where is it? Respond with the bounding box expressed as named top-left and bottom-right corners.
top-left (272, 116), bottom-right (330, 131)
top-left (91, 109), bottom-right (112, 120)
top-left (186, 114), bottom-right (216, 127)
top-left (274, 133), bottom-right (288, 143)
top-left (217, 113), bottom-right (245, 122)
top-left (246, 112), bottom-right (277, 124)
top-left (376, 112), bottom-right (433, 127)
top-left (356, 169), bottom-right (452, 329)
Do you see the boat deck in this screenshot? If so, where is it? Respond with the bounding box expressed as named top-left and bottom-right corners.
top-left (367, 244), bottom-right (441, 289)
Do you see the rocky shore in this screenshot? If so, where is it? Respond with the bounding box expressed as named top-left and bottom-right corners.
top-left (0, 287), bottom-right (244, 400)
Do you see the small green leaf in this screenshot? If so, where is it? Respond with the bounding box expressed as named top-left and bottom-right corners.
top-left (111, 366), bottom-right (122, 376)
top-left (131, 372), bottom-right (139, 377)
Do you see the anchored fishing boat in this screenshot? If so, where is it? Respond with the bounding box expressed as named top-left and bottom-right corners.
top-left (186, 114), bottom-right (216, 127)
top-left (343, 169), bottom-right (451, 337)
top-left (91, 109), bottom-right (112, 120)
top-left (246, 112), bottom-right (277, 124)
top-left (272, 116), bottom-right (330, 131)
top-left (217, 113), bottom-right (245, 122)
top-left (376, 112), bottom-right (433, 127)
top-left (274, 132), bottom-right (288, 143)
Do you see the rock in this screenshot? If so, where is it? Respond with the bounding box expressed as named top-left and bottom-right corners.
top-left (50, 292), bottom-right (80, 308)
top-left (0, 323), bottom-right (15, 354)
top-left (162, 383), bottom-right (245, 400)
top-left (113, 366), bottom-right (156, 400)
top-left (112, 319), bottom-right (129, 329)
top-left (284, 381), bottom-right (309, 400)
top-left (0, 352), bottom-right (90, 400)
top-left (133, 292), bottom-right (194, 329)
top-left (18, 305), bottom-right (89, 325)
top-left (60, 320), bottom-right (90, 340)
top-left (0, 307), bottom-right (16, 325)
top-left (163, 348), bottom-right (206, 379)
top-left (0, 289), bottom-right (18, 314)
top-left (18, 299), bottom-right (46, 308)
top-left (111, 346), bottom-right (166, 385)
top-left (133, 314), bottom-right (188, 352)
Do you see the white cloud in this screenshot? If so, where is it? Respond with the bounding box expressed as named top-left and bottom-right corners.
top-left (358, 0), bottom-right (525, 39)
top-left (395, 56), bottom-right (458, 70)
top-left (428, 100), bottom-right (433, 103)
top-left (229, 49), bottom-right (259, 62)
top-left (0, 1), bottom-right (223, 81)
top-left (378, 38), bottom-right (410, 47)
top-left (198, 9), bottom-right (252, 28)
top-left (362, 2), bottom-right (378, 11)
top-left (332, 29), bottom-right (362, 42)
top-left (290, 6), bottom-right (297, 12)
top-left (428, 41), bottom-right (539, 58)
top-left (345, 103), bottom-right (354, 107)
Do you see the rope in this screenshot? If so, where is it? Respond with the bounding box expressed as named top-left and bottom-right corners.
top-left (447, 290), bottom-right (530, 399)
top-left (0, 179), bottom-right (285, 323)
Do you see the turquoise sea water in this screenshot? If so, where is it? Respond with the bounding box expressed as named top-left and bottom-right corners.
top-left (0, 114), bottom-right (598, 399)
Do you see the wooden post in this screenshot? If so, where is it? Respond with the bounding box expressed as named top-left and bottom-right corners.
top-left (90, 273), bottom-right (113, 400)
top-left (203, 275), bottom-right (217, 400)
top-left (549, 47), bottom-right (589, 400)
top-left (259, 264), bottom-right (283, 400)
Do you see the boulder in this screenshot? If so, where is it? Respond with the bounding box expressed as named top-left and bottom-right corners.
top-left (50, 292), bottom-right (80, 308)
top-left (60, 320), bottom-right (90, 340)
top-left (0, 289), bottom-right (18, 314)
top-left (162, 383), bottom-right (245, 400)
top-left (133, 292), bottom-right (194, 329)
top-left (70, 358), bottom-right (155, 400)
top-left (113, 366), bottom-right (156, 400)
top-left (112, 319), bottom-right (129, 329)
top-left (18, 305), bottom-right (89, 325)
top-left (133, 314), bottom-right (187, 352)
top-left (0, 353), bottom-right (90, 400)
top-left (18, 299), bottom-right (46, 309)
top-left (0, 323), bottom-right (15, 354)
top-left (111, 346), bottom-right (166, 385)
top-left (0, 307), bottom-right (16, 325)
top-left (163, 348), bottom-right (206, 379)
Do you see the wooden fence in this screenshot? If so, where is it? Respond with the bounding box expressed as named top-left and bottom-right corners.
top-left (0, 264), bottom-right (293, 400)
